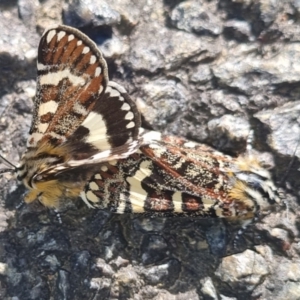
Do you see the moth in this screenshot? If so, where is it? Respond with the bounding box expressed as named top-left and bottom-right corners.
top-left (1, 25), bottom-right (281, 225)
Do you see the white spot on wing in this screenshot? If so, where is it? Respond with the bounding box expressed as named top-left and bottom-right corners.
top-left (95, 174), bottom-right (102, 179)
top-left (141, 130), bottom-right (162, 144)
top-left (172, 192), bottom-right (183, 212)
top-left (37, 123), bottom-right (49, 133)
top-left (125, 111), bottom-right (134, 120)
top-left (99, 85), bottom-right (104, 93)
top-left (40, 69), bottom-right (85, 86)
top-left (82, 46), bottom-right (90, 54)
top-left (116, 193), bottom-right (126, 214)
top-left (38, 100), bottom-right (58, 116)
top-left (27, 132), bottom-right (44, 147)
top-left (37, 63), bottom-right (47, 71)
top-left (126, 160), bottom-right (153, 213)
top-left (109, 160), bottom-right (118, 166)
top-left (73, 102), bottom-right (88, 116)
top-left (106, 85), bottom-right (121, 98)
top-left (184, 141), bottom-right (197, 148)
top-left (86, 190), bottom-right (99, 203)
top-left (80, 191), bottom-right (95, 208)
top-left (77, 40), bottom-right (82, 46)
top-left (101, 165), bottom-right (108, 172)
top-left (46, 30), bottom-right (56, 44)
top-left (48, 132), bottom-right (65, 141)
top-left (68, 34), bottom-right (74, 41)
top-left (81, 111), bottom-right (111, 151)
top-left (95, 67), bottom-right (101, 77)
top-left (121, 103), bottom-right (130, 111)
top-left (89, 182), bottom-right (99, 191)
top-left (57, 31), bottom-right (66, 41)
top-left (90, 55), bottom-right (96, 64)
top-left (126, 121), bottom-right (135, 129)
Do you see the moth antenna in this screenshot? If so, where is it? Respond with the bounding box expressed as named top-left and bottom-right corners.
top-left (0, 154), bottom-right (17, 170)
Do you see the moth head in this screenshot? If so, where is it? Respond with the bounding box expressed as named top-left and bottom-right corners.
top-left (16, 142), bottom-right (69, 188)
top-left (18, 160), bottom-right (83, 207)
top-left (230, 155), bottom-right (282, 213)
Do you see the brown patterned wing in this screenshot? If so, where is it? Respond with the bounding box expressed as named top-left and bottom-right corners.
top-left (82, 131), bottom-right (280, 221)
top-left (29, 25), bottom-right (141, 159)
top-left (29, 25), bottom-right (109, 148)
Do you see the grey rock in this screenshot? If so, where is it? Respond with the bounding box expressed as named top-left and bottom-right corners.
top-left (215, 249), bottom-right (269, 291)
top-left (127, 23), bottom-right (221, 73)
top-left (99, 33), bottom-right (127, 59)
top-left (63, 0), bottom-right (121, 27)
top-left (207, 115), bottom-right (250, 150)
top-left (213, 43), bottom-right (300, 96)
top-left (190, 65), bottom-right (212, 84)
top-left (89, 277), bottom-right (112, 290)
top-left (170, 1), bottom-right (222, 36)
top-left (254, 101), bottom-right (300, 158)
top-left (141, 235), bottom-right (168, 265)
top-left (57, 270), bottom-right (70, 299)
top-left (17, 0), bottom-right (38, 29)
top-left (108, 0), bottom-right (143, 29)
top-left (95, 258), bottom-right (114, 277)
top-left (273, 281), bottom-right (300, 300)
top-left (257, 0), bottom-right (280, 26)
top-left (200, 277), bottom-right (218, 299)
top-left (224, 20), bottom-right (254, 42)
top-left (110, 256), bottom-right (129, 269)
top-left (153, 289), bottom-right (200, 300)
top-left (138, 260), bottom-right (180, 285)
top-left (136, 79), bottom-right (187, 130)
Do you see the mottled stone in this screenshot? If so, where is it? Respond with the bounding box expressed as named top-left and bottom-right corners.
top-left (170, 1), bottom-right (222, 36)
top-left (63, 0), bottom-right (120, 27)
top-left (213, 43), bottom-right (300, 96)
top-left (254, 101), bottom-right (300, 158)
top-left (200, 277), bottom-right (218, 299)
top-left (127, 23), bottom-right (221, 72)
top-left (136, 79), bottom-right (187, 129)
top-left (207, 114), bottom-right (250, 150)
top-left (273, 281), bottom-right (300, 300)
top-left (215, 249), bottom-right (269, 290)
top-left (190, 65), bottom-right (212, 84)
top-left (224, 20), bottom-right (253, 42)
top-left (95, 258), bottom-right (114, 277)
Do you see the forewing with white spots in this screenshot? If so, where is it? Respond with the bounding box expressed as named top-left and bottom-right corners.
top-left (30, 25), bottom-right (109, 148)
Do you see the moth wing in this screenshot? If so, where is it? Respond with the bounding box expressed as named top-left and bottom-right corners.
top-left (30, 25), bottom-right (108, 148)
top-left (30, 25), bottom-right (141, 162)
top-left (81, 138), bottom-right (229, 217)
top-left (64, 81), bottom-right (141, 164)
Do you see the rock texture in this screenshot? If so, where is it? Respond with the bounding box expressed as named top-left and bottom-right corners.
top-left (0, 0), bottom-right (299, 299)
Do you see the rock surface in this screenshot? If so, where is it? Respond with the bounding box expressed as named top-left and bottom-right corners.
top-left (0, 0), bottom-right (299, 299)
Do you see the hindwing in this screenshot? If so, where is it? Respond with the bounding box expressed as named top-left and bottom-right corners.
top-left (82, 131), bottom-right (280, 221)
